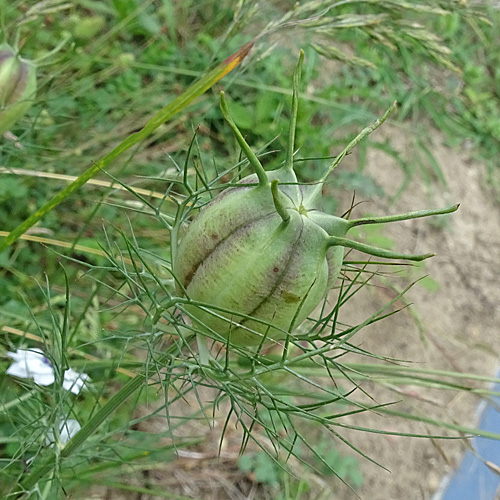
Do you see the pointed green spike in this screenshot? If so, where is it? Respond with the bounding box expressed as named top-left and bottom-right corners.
top-left (327, 235), bottom-right (434, 261)
top-left (346, 204), bottom-right (460, 229)
top-left (220, 91), bottom-right (269, 187)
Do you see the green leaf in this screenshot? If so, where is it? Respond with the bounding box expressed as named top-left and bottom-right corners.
top-left (228, 101), bottom-right (254, 130)
top-left (237, 454), bottom-right (254, 472)
top-left (254, 452), bottom-right (280, 485)
top-left (238, 453), bottom-right (281, 485)
top-left (418, 275), bottom-right (440, 292)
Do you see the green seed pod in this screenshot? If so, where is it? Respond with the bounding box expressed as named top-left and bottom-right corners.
top-left (0, 44), bottom-right (37, 135)
top-left (174, 52), bottom-right (458, 346)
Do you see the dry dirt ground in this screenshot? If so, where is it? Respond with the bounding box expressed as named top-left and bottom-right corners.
top-left (331, 124), bottom-right (500, 500)
top-left (92, 126), bottom-right (500, 500)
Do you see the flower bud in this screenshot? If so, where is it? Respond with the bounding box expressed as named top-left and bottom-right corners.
top-left (0, 44), bottom-right (37, 135)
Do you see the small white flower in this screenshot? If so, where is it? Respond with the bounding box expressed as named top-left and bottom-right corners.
top-left (6, 348), bottom-right (90, 394)
top-left (46, 418), bottom-right (81, 447)
top-left (6, 348), bottom-right (54, 386)
top-left (62, 368), bottom-right (90, 395)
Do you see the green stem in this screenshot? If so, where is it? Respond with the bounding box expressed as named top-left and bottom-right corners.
top-left (285, 50), bottom-right (304, 172)
top-left (327, 235), bottom-right (434, 261)
top-left (0, 42), bottom-right (253, 253)
top-left (270, 180), bottom-right (290, 222)
top-left (19, 373), bottom-right (146, 492)
top-left (347, 204), bottom-right (459, 229)
top-left (19, 296), bottom-right (187, 494)
top-left (196, 333), bottom-right (211, 367)
top-left (372, 407), bottom-right (500, 441)
top-left (219, 91), bottom-right (269, 187)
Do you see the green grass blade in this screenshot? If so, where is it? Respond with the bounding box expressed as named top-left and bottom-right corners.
top-left (0, 41), bottom-right (253, 254)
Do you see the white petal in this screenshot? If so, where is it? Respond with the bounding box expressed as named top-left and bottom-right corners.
top-left (33, 371), bottom-right (55, 386)
top-left (28, 358), bottom-right (53, 373)
top-left (58, 419), bottom-right (81, 444)
top-left (46, 418), bottom-right (81, 446)
top-left (7, 348), bottom-right (44, 363)
top-left (6, 348), bottom-right (54, 384)
top-left (6, 362), bottom-right (30, 379)
top-left (62, 368), bottom-right (90, 395)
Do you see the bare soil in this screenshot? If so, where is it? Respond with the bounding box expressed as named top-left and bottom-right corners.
top-left (330, 124), bottom-right (500, 500)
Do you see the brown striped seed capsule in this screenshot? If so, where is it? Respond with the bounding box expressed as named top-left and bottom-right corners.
top-left (174, 52), bottom-right (458, 346)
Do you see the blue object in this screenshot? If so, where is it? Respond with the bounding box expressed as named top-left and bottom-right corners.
top-left (434, 371), bottom-right (500, 500)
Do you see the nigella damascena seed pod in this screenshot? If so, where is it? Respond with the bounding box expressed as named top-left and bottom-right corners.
top-left (173, 52), bottom-right (458, 346)
top-left (0, 44), bottom-right (37, 135)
